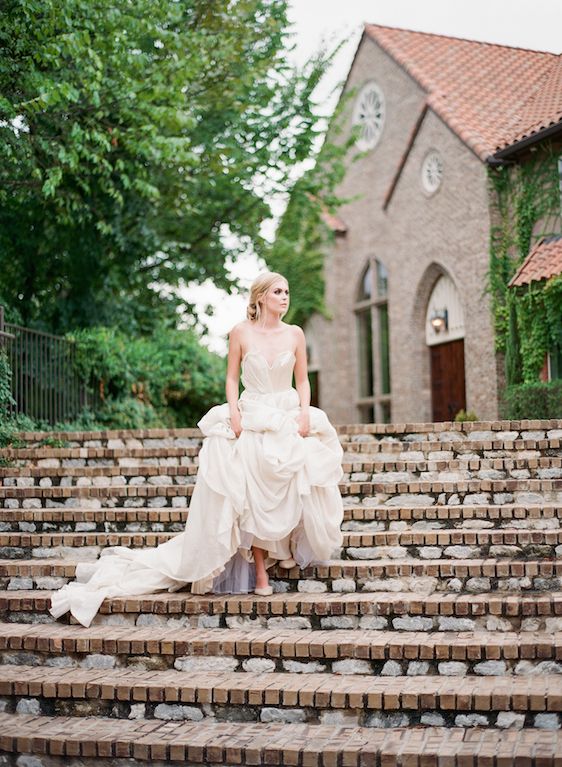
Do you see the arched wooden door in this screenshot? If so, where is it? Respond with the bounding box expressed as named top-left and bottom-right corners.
top-left (426, 274), bottom-right (466, 422)
top-left (430, 339), bottom-right (466, 421)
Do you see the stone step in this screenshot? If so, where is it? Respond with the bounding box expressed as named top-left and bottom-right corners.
top-left (341, 435), bottom-right (562, 455)
top-left (0, 445), bottom-right (200, 465)
top-left (3, 478), bottom-right (562, 509)
top-left (11, 419), bottom-right (562, 441)
top-left (0, 465), bottom-right (199, 486)
top-left (344, 504), bottom-right (562, 528)
top-left (0, 506), bottom-right (189, 533)
top-left (1, 665), bottom-right (561, 728)
top-left (1, 528), bottom-right (560, 561)
top-left (0, 622), bottom-right (560, 675)
top-left (2, 590), bottom-right (562, 632)
top-left (3, 456), bottom-right (562, 486)
top-left (1, 504), bottom-right (561, 534)
top-left (2, 715), bottom-right (561, 765)
top-left (3, 557), bottom-right (561, 596)
top-left (3, 436), bottom-right (562, 470)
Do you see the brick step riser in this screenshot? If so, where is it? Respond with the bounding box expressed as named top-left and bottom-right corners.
top-left (4, 462), bottom-right (562, 487)
top-left (8, 422), bottom-right (562, 444)
top-left (3, 481), bottom-right (562, 508)
top-left (2, 715), bottom-right (561, 766)
top-left (4, 572), bottom-right (560, 596)
top-left (4, 443), bottom-right (561, 470)
top-left (3, 596), bottom-right (562, 633)
top-left (1, 517), bottom-right (561, 534)
top-left (2, 505), bottom-right (561, 530)
top-left (0, 692), bottom-right (558, 730)
top-left (2, 533), bottom-right (561, 562)
top-left (1, 646), bottom-right (560, 677)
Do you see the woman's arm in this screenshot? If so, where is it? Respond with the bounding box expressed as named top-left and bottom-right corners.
top-left (226, 326), bottom-right (243, 437)
top-left (293, 326), bottom-right (310, 437)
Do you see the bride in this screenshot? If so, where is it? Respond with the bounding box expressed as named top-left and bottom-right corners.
top-left (50, 271), bottom-right (344, 627)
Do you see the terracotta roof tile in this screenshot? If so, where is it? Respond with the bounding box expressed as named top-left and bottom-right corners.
top-left (499, 58), bottom-right (562, 149)
top-left (364, 24), bottom-right (561, 160)
top-left (509, 236), bottom-right (562, 287)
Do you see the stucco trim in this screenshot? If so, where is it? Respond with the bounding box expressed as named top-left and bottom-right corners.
top-left (383, 102), bottom-right (429, 211)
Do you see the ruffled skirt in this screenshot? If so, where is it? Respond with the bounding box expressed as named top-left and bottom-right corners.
top-left (50, 388), bottom-right (344, 627)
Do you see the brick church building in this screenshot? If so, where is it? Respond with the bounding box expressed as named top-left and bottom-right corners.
top-left (305, 25), bottom-right (562, 424)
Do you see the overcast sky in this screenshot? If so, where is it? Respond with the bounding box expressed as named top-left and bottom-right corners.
top-left (184, 0), bottom-right (562, 353)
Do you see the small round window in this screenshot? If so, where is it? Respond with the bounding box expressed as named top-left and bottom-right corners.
top-left (421, 150), bottom-right (444, 194)
top-left (352, 82), bottom-right (385, 151)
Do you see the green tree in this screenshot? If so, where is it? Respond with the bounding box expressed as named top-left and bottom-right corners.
top-left (0, 0), bottom-right (331, 333)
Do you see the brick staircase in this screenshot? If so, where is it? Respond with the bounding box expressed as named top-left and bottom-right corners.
top-left (0, 419), bottom-right (561, 765)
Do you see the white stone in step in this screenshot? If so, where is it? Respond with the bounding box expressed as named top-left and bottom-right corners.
top-left (473, 660), bottom-right (507, 675)
top-left (297, 580), bottom-right (327, 593)
top-left (418, 546), bottom-right (443, 559)
top-left (407, 661), bottom-right (430, 675)
top-left (332, 659), bottom-right (372, 674)
top-left (35, 577), bottom-right (67, 590)
top-left (283, 660), bottom-right (327, 673)
top-left (260, 709), bottom-right (306, 724)
top-left (469, 431), bottom-right (495, 441)
top-left (438, 661), bottom-right (468, 676)
top-left (267, 617), bottom-right (311, 630)
top-left (465, 577), bottom-right (491, 592)
top-left (320, 617), bottom-right (358, 629)
top-left (514, 660), bottom-right (562, 675)
top-left (534, 713), bottom-right (560, 729)
top-left (347, 546), bottom-right (408, 559)
top-left (463, 493), bottom-right (490, 505)
top-left (242, 658), bottom-right (276, 673)
top-left (32, 546), bottom-right (100, 560)
top-left (380, 660), bottom-right (402, 676)
top-left (443, 545), bottom-right (479, 558)
top-left (359, 616), bottom-right (389, 629)
top-left (385, 494), bottom-right (435, 506)
top-left (154, 704), bottom-right (203, 721)
top-left (497, 712), bottom-right (525, 729)
top-left (7, 577), bottom-right (33, 590)
top-left (437, 617), bottom-right (476, 631)
top-left (455, 714), bottom-right (489, 727)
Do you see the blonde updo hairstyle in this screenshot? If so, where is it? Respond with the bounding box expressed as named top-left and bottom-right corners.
top-left (247, 271), bottom-right (288, 322)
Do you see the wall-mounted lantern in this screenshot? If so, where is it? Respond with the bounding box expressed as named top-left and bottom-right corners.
top-left (430, 308), bottom-right (448, 334)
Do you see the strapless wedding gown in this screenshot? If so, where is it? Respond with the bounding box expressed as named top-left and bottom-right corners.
top-left (50, 349), bottom-right (344, 627)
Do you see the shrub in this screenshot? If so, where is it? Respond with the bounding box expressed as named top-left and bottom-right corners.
top-left (68, 324), bottom-right (225, 428)
top-left (501, 380), bottom-right (562, 419)
top-left (454, 409), bottom-right (479, 423)
top-left (0, 348), bottom-right (15, 420)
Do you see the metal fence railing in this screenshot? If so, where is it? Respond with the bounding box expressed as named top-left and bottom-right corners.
top-left (0, 306), bottom-right (94, 425)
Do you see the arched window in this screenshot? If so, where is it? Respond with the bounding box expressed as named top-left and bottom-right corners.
top-left (354, 260), bottom-right (391, 423)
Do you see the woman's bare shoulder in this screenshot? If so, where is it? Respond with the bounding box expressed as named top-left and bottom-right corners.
top-left (288, 323), bottom-right (305, 341)
top-left (229, 320), bottom-right (251, 339)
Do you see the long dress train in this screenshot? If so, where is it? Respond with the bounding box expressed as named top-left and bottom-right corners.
top-left (50, 349), bottom-right (344, 627)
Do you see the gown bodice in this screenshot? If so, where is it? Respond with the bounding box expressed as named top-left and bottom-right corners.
top-left (241, 349), bottom-right (296, 394)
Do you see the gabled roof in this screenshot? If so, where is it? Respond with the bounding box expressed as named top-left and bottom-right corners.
top-left (509, 236), bottom-right (562, 287)
top-left (364, 24), bottom-right (561, 161)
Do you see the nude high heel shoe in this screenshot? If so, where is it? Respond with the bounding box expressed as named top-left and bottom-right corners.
top-left (254, 585), bottom-right (273, 596)
top-left (278, 558), bottom-right (296, 569)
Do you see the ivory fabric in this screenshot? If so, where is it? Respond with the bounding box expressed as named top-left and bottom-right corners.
top-left (50, 349), bottom-right (344, 627)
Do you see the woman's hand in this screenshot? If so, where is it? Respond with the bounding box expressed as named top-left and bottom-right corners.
top-left (230, 409), bottom-right (242, 438)
top-left (297, 410), bottom-right (310, 437)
